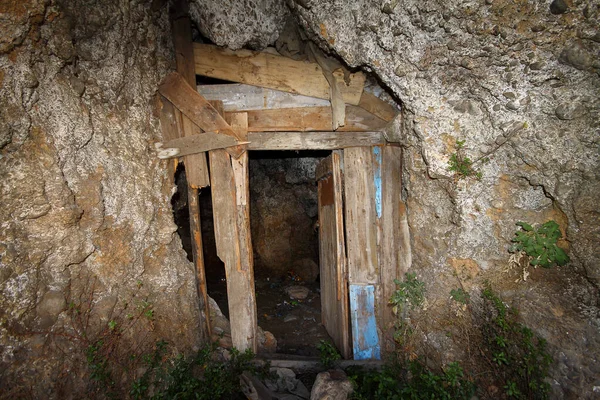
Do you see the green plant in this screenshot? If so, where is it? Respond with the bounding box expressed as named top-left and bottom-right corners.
top-left (450, 288), bottom-right (470, 305)
top-left (481, 285), bottom-right (553, 399)
top-left (390, 273), bottom-right (425, 315)
top-left (318, 340), bottom-right (341, 369)
top-left (510, 220), bottom-right (569, 268)
top-left (448, 140), bottom-right (483, 180)
top-left (347, 360), bottom-right (475, 400)
top-left (147, 342), bottom-right (270, 400)
top-left (390, 273), bottom-right (425, 344)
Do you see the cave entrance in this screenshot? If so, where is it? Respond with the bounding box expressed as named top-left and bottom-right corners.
top-left (161, 21), bottom-right (408, 359)
top-left (249, 150), bottom-right (331, 356)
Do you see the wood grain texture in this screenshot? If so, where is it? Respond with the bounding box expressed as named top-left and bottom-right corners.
top-left (209, 149), bottom-right (258, 352)
top-left (171, 13), bottom-right (209, 187)
top-left (358, 91), bottom-right (399, 123)
top-left (317, 152), bottom-right (351, 359)
top-left (197, 83), bottom-right (331, 111)
top-left (343, 147), bottom-right (379, 284)
top-left (193, 43), bottom-right (366, 105)
top-left (247, 131), bottom-right (385, 150)
top-left (159, 72), bottom-right (245, 158)
top-left (236, 105), bottom-right (387, 132)
top-left (378, 145), bottom-right (404, 353)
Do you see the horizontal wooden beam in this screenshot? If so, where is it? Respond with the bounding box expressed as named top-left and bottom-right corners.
top-left (229, 106), bottom-right (387, 132)
top-left (158, 72), bottom-right (245, 158)
top-left (193, 43), bottom-right (366, 106)
top-left (197, 83), bottom-right (331, 111)
top-left (156, 131), bottom-right (385, 157)
top-left (358, 91), bottom-right (399, 122)
top-left (247, 131), bottom-right (385, 150)
top-left (155, 132), bottom-right (244, 159)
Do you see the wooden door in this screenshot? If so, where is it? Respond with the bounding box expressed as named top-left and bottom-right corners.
top-left (316, 152), bottom-right (351, 359)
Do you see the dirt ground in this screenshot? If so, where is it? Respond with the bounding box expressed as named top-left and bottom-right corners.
top-left (207, 271), bottom-right (332, 357)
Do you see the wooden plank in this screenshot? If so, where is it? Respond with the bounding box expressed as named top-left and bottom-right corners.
top-left (197, 83), bottom-right (331, 111)
top-left (171, 8), bottom-right (210, 188)
top-left (344, 147), bottom-right (379, 284)
top-left (170, 0), bottom-right (210, 340)
top-left (379, 145), bottom-right (406, 354)
top-left (315, 155), bottom-right (333, 181)
top-left (209, 107), bottom-right (257, 352)
top-left (237, 105), bottom-right (387, 132)
top-left (156, 131), bottom-right (385, 155)
top-left (156, 131), bottom-right (242, 158)
top-left (317, 152), bottom-right (351, 359)
top-left (349, 284), bottom-right (381, 360)
top-left (158, 72), bottom-right (246, 158)
top-left (254, 358), bottom-right (384, 373)
top-left (247, 131), bottom-right (385, 151)
top-left (358, 91), bottom-right (398, 123)
top-left (193, 43), bottom-right (366, 105)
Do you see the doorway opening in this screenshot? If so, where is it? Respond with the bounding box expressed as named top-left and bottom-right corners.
top-left (249, 150), bottom-right (333, 356)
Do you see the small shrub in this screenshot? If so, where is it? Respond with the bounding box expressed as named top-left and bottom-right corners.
top-left (450, 288), bottom-right (470, 305)
top-left (448, 140), bottom-right (483, 180)
top-left (317, 340), bottom-right (341, 369)
top-left (390, 273), bottom-right (425, 315)
top-left (510, 220), bottom-right (569, 268)
top-left (347, 360), bottom-right (475, 400)
top-left (481, 285), bottom-right (553, 399)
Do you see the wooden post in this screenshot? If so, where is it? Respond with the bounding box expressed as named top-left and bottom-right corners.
top-left (209, 102), bottom-right (257, 352)
top-left (170, 0), bottom-right (210, 339)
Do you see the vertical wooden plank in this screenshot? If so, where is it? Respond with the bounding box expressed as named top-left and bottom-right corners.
top-left (379, 145), bottom-right (405, 353)
top-left (343, 147), bottom-right (378, 284)
top-left (170, 1), bottom-right (210, 340)
top-left (316, 153), bottom-right (351, 359)
top-left (349, 284), bottom-right (381, 360)
top-left (188, 185), bottom-right (210, 338)
top-left (209, 108), bottom-right (257, 352)
top-left (171, 3), bottom-right (210, 188)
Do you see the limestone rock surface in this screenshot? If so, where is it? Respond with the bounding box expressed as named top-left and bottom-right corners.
top-left (0, 0), bottom-right (203, 396)
top-left (189, 0), bottom-right (290, 50)
top-left (288, 0), bottom-right (600, 397)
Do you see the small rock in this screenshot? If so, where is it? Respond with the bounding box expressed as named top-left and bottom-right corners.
top-left (559, 43), bottom-right (593, 70)
top-left (529, 61), bottom-right (544, 70)
top-left (503, 91), bottom-right (516, 100)
top-left (286, 285), bottom-right (310, 300)
top-left (550, 0), bottom-right (568, 14)
top-left (505, 101), bottom-right (519, 111)
top-left (310, 370), bottom-right (353, 400)
top-left (555, 103), bottom-right (586, 120)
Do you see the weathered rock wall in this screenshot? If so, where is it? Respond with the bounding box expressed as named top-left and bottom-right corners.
top-left (287, 0), bottom-right (600, 397)
top-left (250, 153), bottom-right (321, 278)
top-left (0, 0), bottom-right (203, 396)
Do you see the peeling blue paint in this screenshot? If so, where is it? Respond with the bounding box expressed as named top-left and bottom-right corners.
top-left (373, 147), bottom-right (382, 218)
top-left (349, 284), bottom-right (381, 360)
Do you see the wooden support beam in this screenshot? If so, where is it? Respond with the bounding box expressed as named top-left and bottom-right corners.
top-left (247, 131), bottom-right (385, 150)
top-left (197, 83), bottom-right (331, 111)
top-left (155, 131), bottom-right (386, 157)
top-left (170, 1), bottom-right (210, 340)
top-left (155, 132), bottom-right (242, 159)
top-left (378, 145), bottom-right (406, 353)
top-left (209, 104), bottom-right (257, 352)
top-left (236, 105), bottom-right (387, 132)
top-left (344, 147), bottom-right (379, 284)
top-left (158, 72), bottom-right (246, 158)
top-left (171, 7), bottom-right (209, 188)
top-left (193, 43), bottom-right (366, 106)
top-left (358, 91), bottom-right (399, 123)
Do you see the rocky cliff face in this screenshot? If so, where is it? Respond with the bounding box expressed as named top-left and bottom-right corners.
top-left (0, 0), bottom-right (203, 396)
top-left (189, 0), bottom-right (599, 396)
top-left (288, 0), bottom-right (599, 396)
